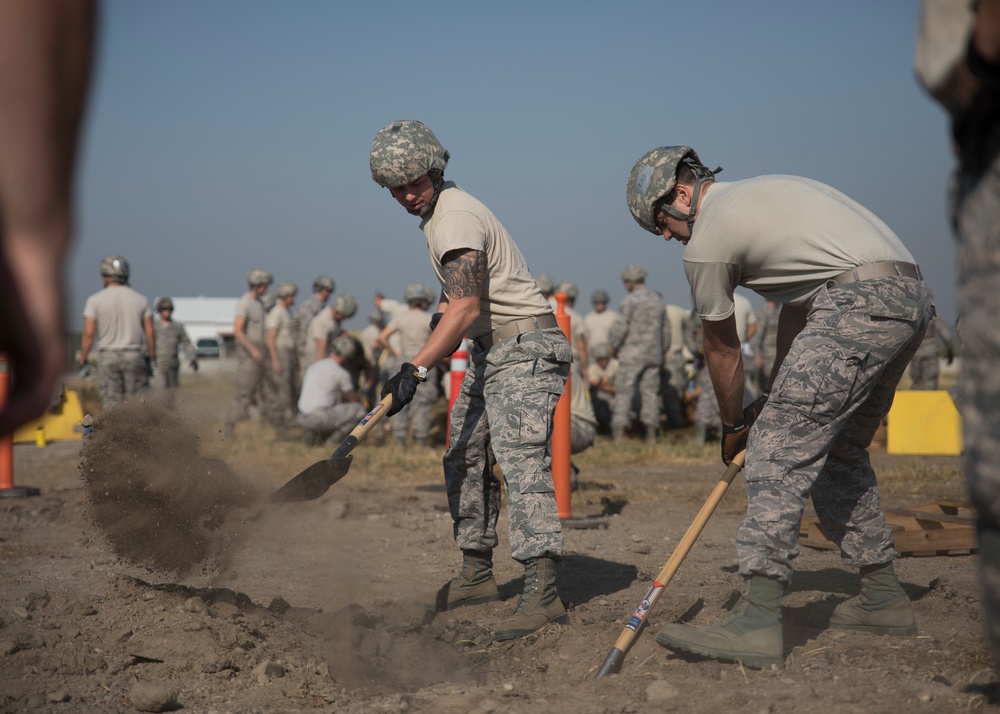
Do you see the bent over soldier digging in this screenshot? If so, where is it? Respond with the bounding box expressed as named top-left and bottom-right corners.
top-left (625, 146), bottom-right (934, 669)
top-left (370, 120), bottom-right (572, 641)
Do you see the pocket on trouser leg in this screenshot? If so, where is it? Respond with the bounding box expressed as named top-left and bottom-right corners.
top-left (768, 346), bottom-right (865, 425)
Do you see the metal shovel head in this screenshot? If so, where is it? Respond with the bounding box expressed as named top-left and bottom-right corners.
top-left (269, 456), bottom-right (353, 503)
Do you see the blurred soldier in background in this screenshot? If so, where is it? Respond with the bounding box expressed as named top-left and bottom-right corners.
top-left (607, 263), bottom-right (671, 443)
top-left (153, 297), bottom-right (197, 392)
top-left (587, 342), bottom-right (618, 435)
top-left (376, 284), bottom-right (437, 446)
top-left (297, 335), bottom-right (367, 447)
top-left (907, 314), bottom-right (954, 390)
top-left (535, 273), bottom-right (556, 310)
top-left (79, 256), bottom-right (155, 411)
top-left (358, 310), bottom-right (386, 406)
top-left (266, 281), bottom-right (299, 429)
top-left (305, 293), bottom-right (357, 369)
top-left (556, 281), bottom-right (589, 385)
top-left (295, 276), bottom-right (334, 374)
top-left (584, 288), bottom-right (619, 350)
top-left (663, 303), bottom-right (691, 429)
top-left (223, 269), bottom-right (282, 438)
top-left (751, 299), bottom-right (781, 393)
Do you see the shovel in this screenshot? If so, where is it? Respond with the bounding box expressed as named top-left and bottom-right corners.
top-left (595, 450), bottom-right (746, 677)
top-left (270, 395), bottom-right (392, 504)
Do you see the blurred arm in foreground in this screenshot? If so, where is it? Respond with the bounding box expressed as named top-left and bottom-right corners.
top-left (0, 0), bottom-right (97, 436)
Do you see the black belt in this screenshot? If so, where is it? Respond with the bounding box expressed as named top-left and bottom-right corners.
top-left (831, 261), bottom-right (922, 286)
top-left (473, 313), bottom-right (558, 350)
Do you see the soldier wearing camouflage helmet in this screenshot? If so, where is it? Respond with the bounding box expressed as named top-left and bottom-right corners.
top-left (556, 281), bottom-right (589, 383)
top-left (371, 120), bottom-right (572, 641)
top-left (375, 284), bottom-right (438, 446)
top-left (626, 146), bottom-right (934, 669)
top-left (305, 293), bottom-right (357, 369)
top-left (607, 264), bottom-right (671, 443)
top-left (223, 269), bottom-right (283, 438)
top-left (152, 297), bottom-right (197, 392)
top-left (296, 335), bottom-right (367, 447)
top-left (79, 255), bottom-right (156, 411)
top-left (265, 282), bottom-right (299, 432)
top-left (294, 276), bottom-right (335, 373)
top-left (584, 288), bottom-right (619, 351)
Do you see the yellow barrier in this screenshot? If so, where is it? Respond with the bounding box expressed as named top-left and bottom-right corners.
top-left (13, 389), bottom-right (85, 445)
top-left (886, 390), bottom-right (962, 456)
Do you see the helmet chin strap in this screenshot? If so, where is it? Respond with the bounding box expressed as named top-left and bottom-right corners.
top-left (661, 163), bottom-right (723, 232)
top-left (418, 172), bottom-right (446, 217)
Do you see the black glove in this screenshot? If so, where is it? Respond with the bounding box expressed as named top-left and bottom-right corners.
top-left (381, 362), bottom-right (426, 417)
top-left (945, 349), bottom-right (954, 366)
top-left (429, 312), bottom-right (462, 357)
top-left (742, 391), bottom-right (769, 426)
top-left (190, 360), bottom-right (199, 372)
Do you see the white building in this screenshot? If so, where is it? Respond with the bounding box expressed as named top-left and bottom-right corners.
top-left (164, 296), bottom-right (238, 356)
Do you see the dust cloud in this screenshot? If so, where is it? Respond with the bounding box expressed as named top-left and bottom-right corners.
top-left (79, 397), bottom-right (261, 575)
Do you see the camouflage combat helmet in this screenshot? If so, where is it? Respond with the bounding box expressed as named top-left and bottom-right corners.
top-left (334, 294), bottom-right (358, 319)
top-left (591, 289), bottom-right (610, 305)
top-left (100, 255), bottom-right (130, 283)
top-left (312, 276), bottom-right (335, 292)
top-left (591, 342), bottom-right (612, 360)
top-left (621, 264), bottom-right (647, 282)
top-left (331, 335), bottom-right (357, 359)
top-left (370, 120), bottom-right (450, 189)
top-left (247, 269), bottom-right (273, 287)
top-left (368, 311), bottom-right (385, 326)
top-left (404, 283), bottom-right (429, 303)
top-left (556, 282), bottom-right (578, 300)
top-left (155, 297), bottom-right (174, 311)
top-left (422, 285), bottom-right (438, 304)
top-left (260, 292), bottom-right (277, 312)
top-left (535, 274), bottom-right (554, 294)
top-left (276, 282), bottom-right (298, 298)
top-left (626, 146), bottom-right (719, 234)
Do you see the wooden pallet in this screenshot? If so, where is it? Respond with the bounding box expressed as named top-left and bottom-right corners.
top-left (800, 500), bottom-right (977, 556)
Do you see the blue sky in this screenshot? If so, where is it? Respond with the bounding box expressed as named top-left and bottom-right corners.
top-left (71, 0), bottom-right (958, 330)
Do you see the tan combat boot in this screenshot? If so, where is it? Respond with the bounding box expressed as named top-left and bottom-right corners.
top-left (655, 575), bottom-right (785, 669)
top-left (415, 550), bottom-right (500, 612)
top-left (830, 562), bottom-right (917, 636)
top-left (494, 556), bottom-right (568, 641)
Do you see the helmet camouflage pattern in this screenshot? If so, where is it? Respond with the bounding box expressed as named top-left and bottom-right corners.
top-left (591, 289), bottom-right (610, 305)
top-left (276, 282), bottom-right (298, 298)
top-left (100, 255), bottom-right (130, 283)
top-left (621, 263), bottom-right (647, 282)
top-left (247, 269), bottom-right (273, 287)
top-left (370, 120), bottom-right (450, 188)
top-left (404, 283), bottom-right (428, 302)
top-left (535, 274), bottom-right (554, 294)
top-left (334, 294), bottom-right (357, 318)
top-left (331, 335), bottom-right (357, 359)
top-left (626, 146), bottom-right (702, 234)
top-left (556, 281), bottom-right (578, 299)
top-left (155, 297), bottom-right (174, 311)
top-left (312, 275), bottom-right (335, 292)
top-left (591, 342), bottom-right (613, 360)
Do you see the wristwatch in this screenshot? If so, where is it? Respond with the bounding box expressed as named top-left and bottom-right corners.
top-left (414, 365), bottom-right (429, 382)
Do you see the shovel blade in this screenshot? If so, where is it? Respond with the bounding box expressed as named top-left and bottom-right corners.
top-left (269, 456), bottom-right (353, 503)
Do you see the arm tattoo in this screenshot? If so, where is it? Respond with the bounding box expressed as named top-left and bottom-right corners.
top-left (441, 249), bottom-right (486, 300)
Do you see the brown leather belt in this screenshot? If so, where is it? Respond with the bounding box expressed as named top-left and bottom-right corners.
top-left (831, 260), bottom-right (922, 286)
top-left (473, 313), bottom-right (558, 350)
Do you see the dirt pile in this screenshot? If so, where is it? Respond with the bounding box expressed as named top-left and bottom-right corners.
top-left (78, 398), bottom-right (260, 575)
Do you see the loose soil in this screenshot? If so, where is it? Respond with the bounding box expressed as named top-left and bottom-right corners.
top-left (1, 366), bottom-right (997, 713)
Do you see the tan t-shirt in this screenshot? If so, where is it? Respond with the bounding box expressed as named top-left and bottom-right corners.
top-left (234, 291), bottom-right (266, 347)
top-left (684, 176), bottom-right (916, 320)
top-left (265, 303), bottom-right (295, 350)
top-left (584, 309), bottom-right (619, 351)
top-left (388, 308), bottom-right (432, 359)
top-left (82, 285), bottom-right (151, 351)
top-left (420, 183), bottom-right (551, 339)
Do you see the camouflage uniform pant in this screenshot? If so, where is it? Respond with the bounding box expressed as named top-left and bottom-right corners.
top-left (297, 402), bottom-right (367, 442)
top-left (444, 327), bottom-right (571, 561)
top-left (662, 352), bottom-right (688, 427)
top-left (908, 353), bottom-right (940, 390)
top-left (154, 358), bottom-right (180, 391)
top-left (97, 350), bottom-right (149, 411)
top-left (224, 351), bottom-right (282, 427)
top-left (953, 145), bottom-right (1000, 663)
top-left (738, 277), bottom-right (932, 585)
top-left (272, 346), bottom-right (299, 421)
top-left (611, 361), bottom-right (661, 431)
